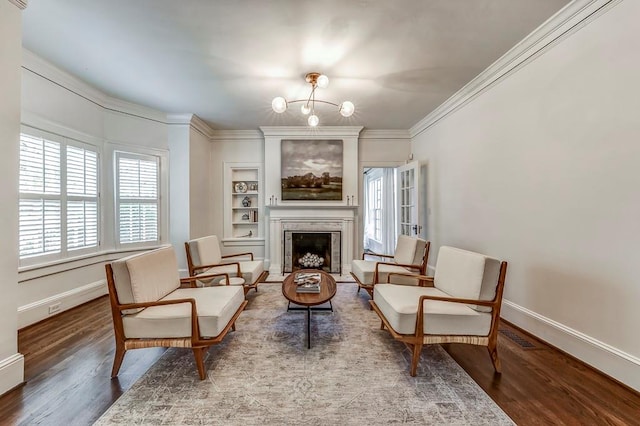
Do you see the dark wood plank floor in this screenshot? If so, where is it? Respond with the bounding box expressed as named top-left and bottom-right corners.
top-left (1, 284), bottom-right (639, 425)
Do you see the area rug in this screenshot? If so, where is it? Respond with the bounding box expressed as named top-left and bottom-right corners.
top-left (95, 283), bottom-right (513, 425)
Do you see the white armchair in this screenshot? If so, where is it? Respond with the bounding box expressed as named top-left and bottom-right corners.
top-left (185, 235), bottom-right (267, 294)
top-left (351, 235), bottom-right (430, 297)
top-left (105, 246), bottom-right (247, 380)
top-left (370, 246), bottom-right (507, 376)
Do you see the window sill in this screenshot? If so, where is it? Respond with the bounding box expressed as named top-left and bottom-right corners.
top-left (18, 245), bottom-right (167, 282)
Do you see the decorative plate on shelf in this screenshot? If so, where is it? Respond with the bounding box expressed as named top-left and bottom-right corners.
top-left (234, 182), bottom-right (248, 193)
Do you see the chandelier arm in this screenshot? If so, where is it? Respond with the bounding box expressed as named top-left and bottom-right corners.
top-left (286, 99), bottom-right (340, 107)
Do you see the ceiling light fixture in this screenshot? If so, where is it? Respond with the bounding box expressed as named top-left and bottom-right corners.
top-left (271, 72), bottom-right (355, 127)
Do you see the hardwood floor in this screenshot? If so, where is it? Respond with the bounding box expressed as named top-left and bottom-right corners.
top-left (1, 286), bottom-right (639, 425)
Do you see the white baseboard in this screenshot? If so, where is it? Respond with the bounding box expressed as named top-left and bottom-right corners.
top-left (18, 280), bottom-right (108, 329)
top-left (502, 300), bottom-right (640, 392)
top-left (0, 353), bottom-right (24, 397)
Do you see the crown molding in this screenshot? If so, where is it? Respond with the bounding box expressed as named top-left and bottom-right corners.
top-left (409, 0), bottom-right (617, 138)
top-left (359, 129), bottom-right (411, 140)
top-left (260, 126), bottom-right (363, 137)
top-left (167, 114), bottom-right (216, 138)
top-left (210, 130), bottom-right (263, 141)
top-left (8, 0), bottom-right (27, 9)
top-left (22, 48), bottom-right (168, 124)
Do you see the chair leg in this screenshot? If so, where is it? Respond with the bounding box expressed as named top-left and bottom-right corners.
top-left (192, 347), bottom-right (207, 380)
top-left (357, 285), bottom-right (361, 294)
top-left (410, 342), bottom-right (423, 377)
top-left (380, 320), bottom-right (385, 330)
top-left (111, 342), bottom-right (126, 378)
top-left (488, 343), bottom-right (502, 373)
top-left (231, 321), bottom-right (236, 332)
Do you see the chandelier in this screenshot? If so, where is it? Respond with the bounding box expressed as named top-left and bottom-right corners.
top-left (271, 72), bottom-right (355, 127)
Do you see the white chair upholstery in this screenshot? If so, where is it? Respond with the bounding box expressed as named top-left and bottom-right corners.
top-left (185, 235), bottom-right (266, 293)
top-left (370, 246), bottom-right (507, 376)
top-left (106, 245), bottom-right (247, 380)
top-left (351, 235), bottom-right (429, 296)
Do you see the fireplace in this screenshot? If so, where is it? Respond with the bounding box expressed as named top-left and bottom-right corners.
top-left (284, 231), bottom-right (341, 273)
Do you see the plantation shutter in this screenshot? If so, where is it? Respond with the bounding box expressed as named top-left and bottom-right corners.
top-left (116, 153), bottom-right (159, 244)
top-left (67, 145), bottom-right (99, 250)
top-left (19, 134), bottom-right (62, 257)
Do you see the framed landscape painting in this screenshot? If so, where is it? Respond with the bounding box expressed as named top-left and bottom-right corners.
top-left (281, 139), bottom-right (343, 201)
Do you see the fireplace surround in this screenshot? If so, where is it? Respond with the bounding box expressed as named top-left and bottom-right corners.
top-left (267, 208), bottom-right (355, 276)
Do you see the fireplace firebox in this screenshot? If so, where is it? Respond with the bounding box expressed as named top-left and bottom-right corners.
top-left (284, 231), bottom-right (341, 273)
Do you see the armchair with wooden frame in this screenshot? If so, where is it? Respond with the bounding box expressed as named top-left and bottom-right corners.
top-left (351, 235), bottom-right (430, 297)
top-left (369, 246), bottom-right (507, 376)
top-left (105, 245), bottom-right (248, 380)
top-left (185, 235), bottom-right (268, 294)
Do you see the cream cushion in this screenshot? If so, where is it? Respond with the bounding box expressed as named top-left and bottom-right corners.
top-left (352, 236), bottom-right (427, 286)
top-left (188, 235), bottom-right (264, 285)
top-left (373, 284), bottom-right (492, 336)
top-left (351, 260), bottom-right (415, 285)
top-left (394, 235), bottom-right (427, 265)
top-left (188, 235), bottom-right (222, 266)
top-left (111, 246), bottom-right (178, 314)
top-left (122, 285), bottom-right (245, 339)
top-left (434, 246), bottom-right (501, 313)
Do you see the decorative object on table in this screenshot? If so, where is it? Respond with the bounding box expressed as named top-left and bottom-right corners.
top-left (234, 181), bottom-right (248, 193)
top-left (281, 139), bottom-right (343, 201)
top-left (299, 252), bottom-right (324, 269)
top-left (242, 196), bottom-right (251, 207)
top-left (294, 272), bottom-right (322, 293)
top-left (241, 213), bottom-right (250, 220)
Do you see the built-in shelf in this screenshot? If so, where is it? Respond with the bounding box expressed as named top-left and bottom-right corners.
top-left (223, 162), bottom-right (263, 242)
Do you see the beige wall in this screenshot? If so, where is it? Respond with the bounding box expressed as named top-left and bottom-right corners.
top-left (411, 0), bottom-right (640, 390)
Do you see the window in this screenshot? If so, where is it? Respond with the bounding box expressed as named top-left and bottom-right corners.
top-left (115, 152), bottom-right (160, 245)
top-left (19, 131), bottom-right (99, 262)
top-left (365, 173), bottom-right (383, 242)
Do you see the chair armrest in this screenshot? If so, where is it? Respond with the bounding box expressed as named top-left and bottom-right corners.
top-left (118, 297), bottom-right (196, 312)
top-left (362, 252), bottom-right (394, 260)
top-left (386, 272), bottom-right (434, 283)
top-left (222, 252), bottom-right (254, 261)
top-left (417, 294), bottom-right (496, 308)
top-left (384, 271), bottom-right (434, 287)
top-left (180, 273), bottom-right (231, 287)
top-left (414, 294), bottom-right (498, 339)
top-left (192, 261), bottom-right (242, 276)
top-left (118, 298), bottom-right (202, 343)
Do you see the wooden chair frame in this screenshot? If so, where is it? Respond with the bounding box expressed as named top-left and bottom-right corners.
top-left (352, 241), bottom-right (430, 297)
top-left (105, 265), bottom-right (248, 380)
top-left (369, 261), bottom-right (507, 376)
top-left (184, 242), bottom-right (268, 294)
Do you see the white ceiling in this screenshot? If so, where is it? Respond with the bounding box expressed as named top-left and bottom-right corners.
top-left (21, 0), bottom-right (571, 130)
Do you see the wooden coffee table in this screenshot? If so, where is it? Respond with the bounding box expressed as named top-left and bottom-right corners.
top-left (282, 269), bottom-right (337, 349)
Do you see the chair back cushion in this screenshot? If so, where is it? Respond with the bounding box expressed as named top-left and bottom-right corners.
top-left (110, 246), bottom-right (180, 313)
top-left (188, 235), bottom-right (222, 266)
top-left (393, 235), bottom-right (426, 265)
top-left (433, 246), bottom-right (484, 299)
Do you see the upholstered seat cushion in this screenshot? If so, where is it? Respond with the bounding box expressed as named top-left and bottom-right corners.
top-left (122, 285), bottom-right (245, 339)
top-left (373, 284), bottom-right (492, 336)
top-left (198, 260), bottom-right (264, 285)
top-left (351, 259), bottom-right (414, 285)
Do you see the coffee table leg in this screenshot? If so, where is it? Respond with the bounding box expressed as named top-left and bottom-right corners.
top-left (307, 306), bottom-right (311, 349)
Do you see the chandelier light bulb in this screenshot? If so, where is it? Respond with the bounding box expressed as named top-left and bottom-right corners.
top-left (308, 114), bottom-right (319, 127)
top-left (316, 74), bottom-right (329, 89)
top-left (271, 96), bottom-right (287, 113)
top-left (301, 104), bottom-right (311, 115)
top-left (339, 101), bottom-right (355, 117)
